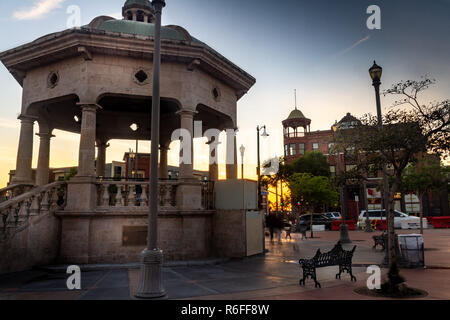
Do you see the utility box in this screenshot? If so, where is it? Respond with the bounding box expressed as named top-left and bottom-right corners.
top-left (214, 180), bottom-right (258, 210)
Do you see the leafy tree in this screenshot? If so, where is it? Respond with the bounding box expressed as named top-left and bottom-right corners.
top-left (400, 157), bottom-right (449, 233)
top-left (64, 168), bottom-right (78, 181)
top-left (354, 77), bottom-right (449, 283)
top-left (288, 173), bottom-right (339, 237)
top-left (291, 151), bottom-right (330, 177)
top-left (262, 157), bottom-right (293, 211)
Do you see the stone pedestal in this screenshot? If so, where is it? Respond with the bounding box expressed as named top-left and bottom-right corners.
top-left (65, 177), bottom-right (97, 211)
top-left (176, 181), bottom-right (202, 210)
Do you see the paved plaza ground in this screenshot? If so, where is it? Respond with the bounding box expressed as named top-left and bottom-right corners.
top-left (0, 229), bottom-right (449, 300)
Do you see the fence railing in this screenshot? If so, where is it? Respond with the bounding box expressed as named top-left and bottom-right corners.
top-left (0, 184), bottom-right (35, 204)
top-left (96, 179), bottom-right (216, 210)
top-left (0, 182), bottom-right (67, 241)
top-left (96, 180), bottom-right (178, 209)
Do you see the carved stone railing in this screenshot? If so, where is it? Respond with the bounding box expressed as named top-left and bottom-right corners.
top-left (96, 179), bottom-right (216, 210)
top-left (96, 180), bottom-right (178, 209)
top-left (0, 182), bottom-right (67, 241)
top-left (0, 184), bottom-right (35, 204)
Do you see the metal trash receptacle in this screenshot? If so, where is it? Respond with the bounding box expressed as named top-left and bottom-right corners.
top-left (398, 234), bottom-right (424, 268)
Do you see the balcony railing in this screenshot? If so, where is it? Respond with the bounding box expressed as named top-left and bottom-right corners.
top-left (0, 182), bottom-right (67, 241)
top-left (96, 179), bottom-right (215, 210)
top-left (284, 132), bottom-right (305, 138)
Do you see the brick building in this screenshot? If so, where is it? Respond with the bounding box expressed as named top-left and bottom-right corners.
top-left (282, 108), bottom-right (449, 220)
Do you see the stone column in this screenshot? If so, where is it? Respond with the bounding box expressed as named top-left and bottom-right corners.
top-left (177, 110), bottom-right (196, 180)
top-left (159, 144), bottom-right (169, 179)
top-left (12, 115), bottom-right (36, 184)
top-left (96, 141), bottom-right (109, 177)
top-left (35, 132), bottom-right (54, 186)
top-left (175, 109), bottom-right (201, 209)
top-left (66, 104), bottom-right (101, 212)
top-left (226, 129), bottom-right (238, 180)
top-left (207, 136), bottom-right (219, 181)
top-left (77, 104), bottom-right (100, 178)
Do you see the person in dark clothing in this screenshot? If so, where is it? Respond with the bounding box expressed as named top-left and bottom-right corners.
top-left (266, 213), bottom-right (276, 241)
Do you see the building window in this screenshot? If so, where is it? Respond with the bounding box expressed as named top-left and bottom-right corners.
top-left (328, 142), bottom-right (334, 153)
top-left (345, 164), bottom-right (357, 172)
top-left (285, 144), bottom-right (289, 156)
top-left (299, 143), bottom-right (305, 155)
top-left (114, 166), bottom-right (122, 177)
top-left (312, 143), bottom-right (319, 151)
top-left (330, 165), bottom-right (336, 176)
top-left (290, 144), bottom-right (296, 155)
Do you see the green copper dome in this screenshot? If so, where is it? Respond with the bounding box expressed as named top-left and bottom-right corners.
top-left (97, 20), bottom-right (187, 41)
top-left (287, 108), bottom-right (305, 119)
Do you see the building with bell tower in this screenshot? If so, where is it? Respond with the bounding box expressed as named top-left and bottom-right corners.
top-left (122, 0), bottom-right (155, 23)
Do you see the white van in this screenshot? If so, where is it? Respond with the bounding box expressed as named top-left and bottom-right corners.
top-left (358, 210), bottom-right (424, 229)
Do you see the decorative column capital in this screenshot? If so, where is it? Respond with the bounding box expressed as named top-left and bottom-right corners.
top-left (176, 109), bottom-right (197, 118)
top-left (96, 141), bottom-right (110, 148)
top-left (76, 103), bottom-right (102, 113)
top-left (17, 114), bottom-right (38, 124)
top-left (36, 132), bottom-right (55, 140)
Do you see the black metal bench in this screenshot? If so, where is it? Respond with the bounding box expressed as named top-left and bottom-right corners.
top-left (372, 232), bottom-right (387, 250)
top-left (298, 241), bottom-right (357, 288)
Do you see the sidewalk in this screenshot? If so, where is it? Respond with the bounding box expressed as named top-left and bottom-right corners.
top-left (0, 229), bottom-right (448, 300)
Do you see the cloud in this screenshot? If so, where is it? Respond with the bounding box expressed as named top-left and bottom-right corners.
top-left (13, 0), bottom-right (65, 20)
top-left (336, 35), bottom-right (371, 56)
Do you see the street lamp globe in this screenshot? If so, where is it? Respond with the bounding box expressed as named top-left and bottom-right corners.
top-left (261, 126), bottom-right (269, 137)
top-left (239, 145), bottom-right (245, 157)
top-left (369, 61), bottom-right (383, 82)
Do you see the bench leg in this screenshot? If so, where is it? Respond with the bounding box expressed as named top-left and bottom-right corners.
top-left (337, 264), bottom-right (357, 282)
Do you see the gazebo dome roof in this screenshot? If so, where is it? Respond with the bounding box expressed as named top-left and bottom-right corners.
top-left (287, 108), bottom-right (306, 120)
top-left (96, 19), bottom-right (196, 42)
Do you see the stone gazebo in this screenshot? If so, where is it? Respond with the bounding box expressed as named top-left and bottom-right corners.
top-left (0, 0), bottom-right (256, 266)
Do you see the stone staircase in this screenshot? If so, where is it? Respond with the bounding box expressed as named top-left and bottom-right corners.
top-left (0, 182), bottom-right (67, 242)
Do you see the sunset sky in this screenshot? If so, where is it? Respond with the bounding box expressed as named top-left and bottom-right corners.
top-left (0, 0), bottom-right (449, 187)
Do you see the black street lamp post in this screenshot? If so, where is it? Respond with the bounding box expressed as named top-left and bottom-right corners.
top-left (332, 123), bottom-right (351, 244)
top-left (240, 145), bottom-right (245, 180)
top-left (135, 0), bottom-right (167, 299)
top-left (369, 61), bottom-right (391, 265)
top-left (256, 125), bottom-right (269, 209)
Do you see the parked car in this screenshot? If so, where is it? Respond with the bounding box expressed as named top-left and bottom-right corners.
top-left (357, 209), bottom-right (421, 229)
top-left (297, 213), bottom-right (333, 231)
top-left (324, 212), bottom-right (342, 220)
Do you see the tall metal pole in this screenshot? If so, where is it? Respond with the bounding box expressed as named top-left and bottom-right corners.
top-left (373, 76), bottom-right (392, 266)
top-left (135, 0), bottom-right (166, 299)
top-left (257, 126), bottom-right (261, 210)
top-left (336, 141), bottom-right (351, 243)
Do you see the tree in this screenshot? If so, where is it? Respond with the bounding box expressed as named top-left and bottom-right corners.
top-left (262, 157), bottom-right (293, 212)
top-left (291, 151), bottom-right (330, 177)
top-left (288, 173), bottom-right (339, 238)
top-left (355, 77), bottom-right (449, 288)
top-left (400, 157), bottom-right (449, 234)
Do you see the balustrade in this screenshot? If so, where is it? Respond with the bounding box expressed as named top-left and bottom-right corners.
top-left (96, 180), bottom-right (178, 209)
top-left (0, 182), bottom-right (67, 240)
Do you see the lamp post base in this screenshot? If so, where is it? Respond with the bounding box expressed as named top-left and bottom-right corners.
top-left (134, 249), bottom-right (167, 299)
top-left (339, 223), bottom-right (352, 244)
top-left (364, 221), bottom-right (374, 232)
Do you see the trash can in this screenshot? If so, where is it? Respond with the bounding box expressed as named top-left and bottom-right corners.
top-left (397, 234), bottom-right (425, 268)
